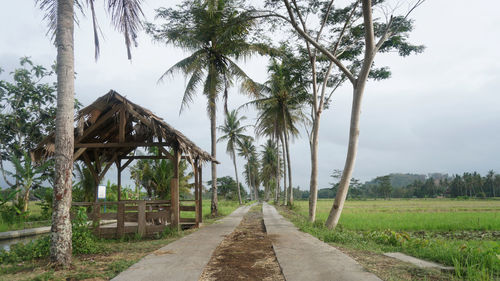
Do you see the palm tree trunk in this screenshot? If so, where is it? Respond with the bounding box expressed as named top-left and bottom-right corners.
top-left (284, 128), bottom-right (293, 206)
top-left (280, 134), bottom-right (287, 206)
top-left (210, 97), bottom-right (218, 216)
top-left (232, 148), bottom-right (242, 205)
top-left (275, 142), bottom-right (280, 204)
top-left (51, 0), bottom-right (75, 266)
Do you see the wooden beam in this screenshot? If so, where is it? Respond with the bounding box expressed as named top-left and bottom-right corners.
top-left (117, 160), bottom-right (122, 201)
top-left (73, 147), bottom-right (87, 161)
top-left (82, 152), bottom-right (99, 202)
top-left (93, 150), bottom-right (101, 174)
top-left (121, 155), bottom-right (172, 160)
top-left (171, 145), bottom-right (181, 229)
top-left (75, 105), bottom-right (120, 144)
top-left (158, 146), bottom-right (174, 161)
top-left (119, 105), bottom-right (126, 143)
top-left (194, 159), bottom-right (199, 226)
top-left (123, 103), bottom-right (155, 130)
top-left (98, 153), bottom-right (118, 183)
top-left (75, 142), bottom-right (171, 148)
top-left (198, 165), bottom-right (203, 223)
top-left (120, 158), bottom-right (134, 172)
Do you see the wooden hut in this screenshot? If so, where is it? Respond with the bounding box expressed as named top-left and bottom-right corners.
top-left (34, 90), bottom-right (216, 237)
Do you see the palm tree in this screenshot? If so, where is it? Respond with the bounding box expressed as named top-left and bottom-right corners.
top-left (147, 0), bottom-right (264, 216)
top-left (36, 0), bottom-right (144, 266)
top-left (238, 138), bottom-right (258, 201)
top-left (260, 139), bottom-right (278, 201)
top-left (217, 110), bottom-right (251, 205)
top-left (244, 58), bottom-right (307, 205)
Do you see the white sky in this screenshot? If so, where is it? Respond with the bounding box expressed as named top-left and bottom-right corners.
top-left (1, 0), bottom-right (499, 192)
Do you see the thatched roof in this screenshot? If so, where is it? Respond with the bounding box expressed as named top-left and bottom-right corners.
top-left (34, 90), bottom-right (217, 164)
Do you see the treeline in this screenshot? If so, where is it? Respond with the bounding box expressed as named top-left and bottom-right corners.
top-left (294, 171), bottom-right (500, 199)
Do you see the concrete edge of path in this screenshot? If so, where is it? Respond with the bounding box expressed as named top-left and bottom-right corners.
top-left (262, 202), bottom-right (382, 281)
top-left (384, 252), bottom-right (455, 272)
top-left (0, 219), bottom-right (117, 241)
top-left (0, 226), bottom-right (51, 240)
top-left (112, 204), bottom-right (254, 281)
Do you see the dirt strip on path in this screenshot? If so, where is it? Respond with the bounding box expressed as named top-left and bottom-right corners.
top-left (199, 204), bottom-right (285, 281)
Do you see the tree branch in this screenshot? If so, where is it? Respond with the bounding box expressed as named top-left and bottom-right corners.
top-left (282, 0), bottom-right (356, 84)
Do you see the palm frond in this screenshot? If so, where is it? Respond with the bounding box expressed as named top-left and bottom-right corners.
top-left (107, 0), bottom-right (145, 59)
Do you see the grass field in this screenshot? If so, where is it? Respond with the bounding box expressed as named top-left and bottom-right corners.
top-left (295, 199), bottom-right (500, 231)
top-left (284, 199), bottom-right (500, 281)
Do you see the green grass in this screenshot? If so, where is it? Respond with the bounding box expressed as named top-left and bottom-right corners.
top-left (294, 199), bottom-right (500, 231)
top-left (283, 199), bottom-right (500, 281)
top-left (0, 202), bottom-right (50, 232)
top-left (180, 199), bottom-right (243, 221)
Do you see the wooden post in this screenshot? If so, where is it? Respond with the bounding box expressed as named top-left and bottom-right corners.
top-left (137, 201), bottom-right (146, 237)
top-left (117, 201), bottom-right (125, 238)
top-left (93, 203), bottom-right (101, 236)
top-left (171, 146), bottom-right (180, 228)
top-left (198, 165), bottom-right (203, 223)
top-left (117, 160), bottom-right (122, 201)
top-left (194, 159), bottom-right (199, 226)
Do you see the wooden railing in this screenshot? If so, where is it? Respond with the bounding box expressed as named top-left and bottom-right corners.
top-left (72, 199), bottom-right (200, 238)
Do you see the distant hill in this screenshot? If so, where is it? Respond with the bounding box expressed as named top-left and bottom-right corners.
top-left (364, 173), bottom-right (450, 188)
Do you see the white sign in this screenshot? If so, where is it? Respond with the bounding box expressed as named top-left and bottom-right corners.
top-left (97, 185), bottom-right (106, 199)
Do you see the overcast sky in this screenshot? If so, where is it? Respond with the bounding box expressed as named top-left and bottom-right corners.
top-left (1, 0), bottom-right (499, 193)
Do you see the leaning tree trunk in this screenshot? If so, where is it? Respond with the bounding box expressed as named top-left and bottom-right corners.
top-left (209, 97), bottom-right (218, 216)
top-left (51, 0), bottom-right (75, 266)
top-left (308, 116), bottom-right (320, 221)
top-left (231, 148), bottom-right (242, 205)
top-left (325, 81), bottom-right (368, 229)
top-left (280, 134), bottom-right (287, 206)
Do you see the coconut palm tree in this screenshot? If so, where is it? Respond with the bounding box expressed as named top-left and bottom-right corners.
top-left (217, 110), bottom-right (251, 205)
top-left (238, 138), bottom-right (259, 200)
top-left (36, 0), bottom-right (144, 266)
top-left (260, 139), bottom-right (278, 201)
top-left (243, 58), bottom-right (307, 205)
top-left (146, 0), bottom-right (264, 216)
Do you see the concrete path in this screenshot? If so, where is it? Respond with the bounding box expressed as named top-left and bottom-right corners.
top-left (0, 226), bottom-right (50, 240)
top-left (112, 204), bottom-right (252, 281)
top-left (263, 203), bottom-right (381, 281)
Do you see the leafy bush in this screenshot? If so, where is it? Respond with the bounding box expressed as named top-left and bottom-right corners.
top-left (0, 235), bottom-right (50, 263)
top-left (72, 207), bottom-right (99, 254)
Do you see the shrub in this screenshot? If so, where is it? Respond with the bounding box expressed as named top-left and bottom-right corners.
top-left (72, 207), bottom-right (99, 254)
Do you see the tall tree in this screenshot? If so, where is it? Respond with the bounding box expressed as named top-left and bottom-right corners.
top-left (217, 109), bottom-right (251, 205)
top-left (147, 0), bottom-right (264, 216)
top-left (238, 137), bottom-right (259, 200)
top-left (260, 139), bottom-right (278, 201)
top-left (258, 0), bottom-right (424, 228)
top-left (36, 0), bottom-right (145, 265)
top-left (243, 57), bottom-right (306, 205)
top-left (0, 58), bottom-right (57, 205)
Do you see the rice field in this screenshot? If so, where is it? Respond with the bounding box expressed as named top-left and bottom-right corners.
top-left (293, 199), bottom-right (500, 231)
